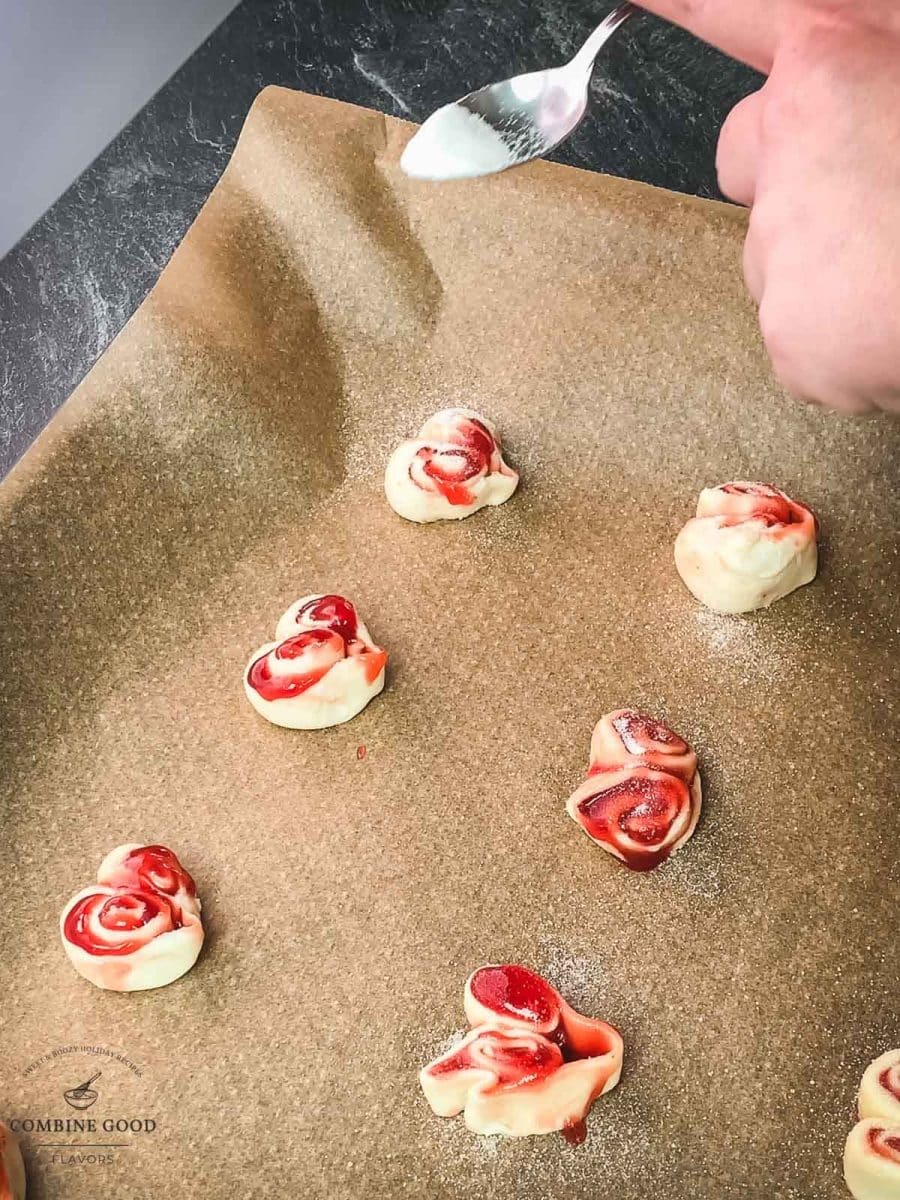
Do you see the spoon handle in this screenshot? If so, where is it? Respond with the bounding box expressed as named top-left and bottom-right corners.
top-left (570, 2), bottom-right (638, 73)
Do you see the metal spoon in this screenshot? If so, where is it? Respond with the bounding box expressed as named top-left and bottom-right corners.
top-left (401, 3), bottom-right (638, 181)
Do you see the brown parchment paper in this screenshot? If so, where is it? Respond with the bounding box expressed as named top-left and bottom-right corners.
top-left (1, 88), bottom-right (898, 1200)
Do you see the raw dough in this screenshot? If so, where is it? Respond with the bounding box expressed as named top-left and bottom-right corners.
top-left (859, 1051), bottom-right (900, 1123)
top-left (384, 408), bottom-right (518, 523)
top-left (566, 709), bottom-right (702, 871)
top-left (674, 481), bottom-right (818, 614)
top-left (420, 963), bottom-right (623, 1138)
top-left (244, 594), bottom-right (387, 729)
top-left (60, 844), bottom-right (203, 992)
top-left (844, 1118), bottom-right (900, 1200)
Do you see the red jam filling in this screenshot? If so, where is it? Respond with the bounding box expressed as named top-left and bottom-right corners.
top-left (422, 446), bottom-right (483, 483)
top-left (412, 416), bottom-right (498, 505)
top-left (869, 1126), bottom-right (900, 1162)
top-left (611, 710), bottom-right (688, 756)
top-left (562, 1119), bottom-right (587, 1146)
top-left (117, 845), bottom-right (196, 899)
top-left (579, 773), bottom-right (690, 871)
top-left (470, 964), bottom-right (560, 1027)
top-left (248, 628), bottom-right (345, 701)
top-left (64, 889), bottom-right (179, 956)
top-left (415, 447), bottom-right (481, 506)
top-left (880, 1067), bottom-right (900, 1101)
top-left (250, 596), bottom-right (385, 701)
top-left (292, 594), bottom-right (358, 642)
top-left (430, 1031), bottom-right (563, 1089)
top-left (461, 417), bottom-right (496, 461)
top-left (719, 482), bottom-right (799, 526)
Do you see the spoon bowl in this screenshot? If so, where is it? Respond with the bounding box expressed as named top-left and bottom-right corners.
top-left (401, 3), bottom-right (637, 181)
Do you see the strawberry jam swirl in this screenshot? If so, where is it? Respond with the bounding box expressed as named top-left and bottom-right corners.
top-left (64, 889), bottom-right (182, 956)
top-left (410, 414), bottom-right (497, 506)
top-left (844, 1117), bottom-right (900, 1200)
top-left (858, 1049), bottom-right (900, 1122)
top-left (244, 594), bottom-right (387, 729)
top-left (429, 1030), bottom-right (563, 1087)
top-left (99, 843), bottom-right (198, 903)
top-left (881, 1068), bottom-right (900, 1104)
top-left (710, 482), bottom-right (818, 535)
top-left (566, 709), bottom-right (702, 871)
top-left (420, 964), bottom-right (623, 1139)
top-left (288, 594), bottom-right (358, 642)
top-left (60, 843), bottom-right (204, 991)
top-left (870, 1127), bottom-right (900, 1163)
top-left (248, 628), bottom-right (353, 701)
top-left (470, 963), bottom-right (559, 1030)
top-left (384, 408), bottom-right (518, 522)
top-left (248, 594), bottom-right (375, 701)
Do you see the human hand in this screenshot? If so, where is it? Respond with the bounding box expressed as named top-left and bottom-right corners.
top-left (636, 0), bottom-right (900, 413)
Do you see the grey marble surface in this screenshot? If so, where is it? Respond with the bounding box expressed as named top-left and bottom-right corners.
top-left (0, 0), bottom-right (759, 477)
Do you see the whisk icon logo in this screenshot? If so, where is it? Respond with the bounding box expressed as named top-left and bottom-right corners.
top-left (63, 1071), bottom-right (101, 1111)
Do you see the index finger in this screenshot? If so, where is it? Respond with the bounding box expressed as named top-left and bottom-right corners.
top-left (633, 0), bottom-right (781, 73)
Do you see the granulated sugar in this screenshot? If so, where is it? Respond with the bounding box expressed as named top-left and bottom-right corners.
top-left (338, 398), bottom-right (428, 485)
top-left (652, 805), bottom-right (734, 900)
top-left (425, 1026), bottom-right (467, 1062)
top-left (401, 103), bottom-right (518, 181)
top-left (537, 938), bottom-right (611, 1013)
top-left (428, 1075), bottom-right (663, 1198)
top-left (691, 607), bottom-right (786, 685)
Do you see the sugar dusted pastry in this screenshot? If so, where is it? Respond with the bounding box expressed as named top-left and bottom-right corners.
top-left (244, 594), bottom-right (387, 730)
top-left (384, 408), bottom-right (518, 522)
top-left (859, 1051), bottom-right (900, 1123)
top-left (0, 1122), bottom-right (25, 1200)
top-left (566, 710), bottom-right (702, 871)
top-left (60, 844), bottom-right (203, 992)
top-left (674, 481), bottom-right (818, 613)
top-left (844, 1118), bottom-right (900, 1200)
top-left (420, 963), bottom-right (623, 1139)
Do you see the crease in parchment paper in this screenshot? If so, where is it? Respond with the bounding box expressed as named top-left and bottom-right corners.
top-left (229, 87), bottom-right (444, 343)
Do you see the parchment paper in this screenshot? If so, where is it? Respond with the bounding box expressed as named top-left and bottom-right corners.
top-left (1, 88), bottom-right (897, 1200)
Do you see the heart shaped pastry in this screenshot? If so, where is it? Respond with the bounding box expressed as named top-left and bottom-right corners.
top-left (60, 844), bottom-right (203, 992)
top-left (244, 594), bottom-right (387, 729)
top-left (384, 408), bottom-right (518, 522)
top-left (420, 963), bottom-right (623, 1138)
top-left (859, 1051), bottom-right (900, 1123)
top-left (566, 710), bottom-right (702, 871)
top-left (844, 1118), bottom-right (900, 1200)
top-left (674, 481), bottom-right (818, 613)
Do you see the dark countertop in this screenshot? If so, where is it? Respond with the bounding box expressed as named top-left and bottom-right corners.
top-left (0, 0), bottom-right (758, 478)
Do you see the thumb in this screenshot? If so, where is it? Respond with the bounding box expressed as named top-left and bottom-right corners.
top-left (632, 0), bottom-right (781, 73)
top-left (716, 89), bottom-right (763, 205)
